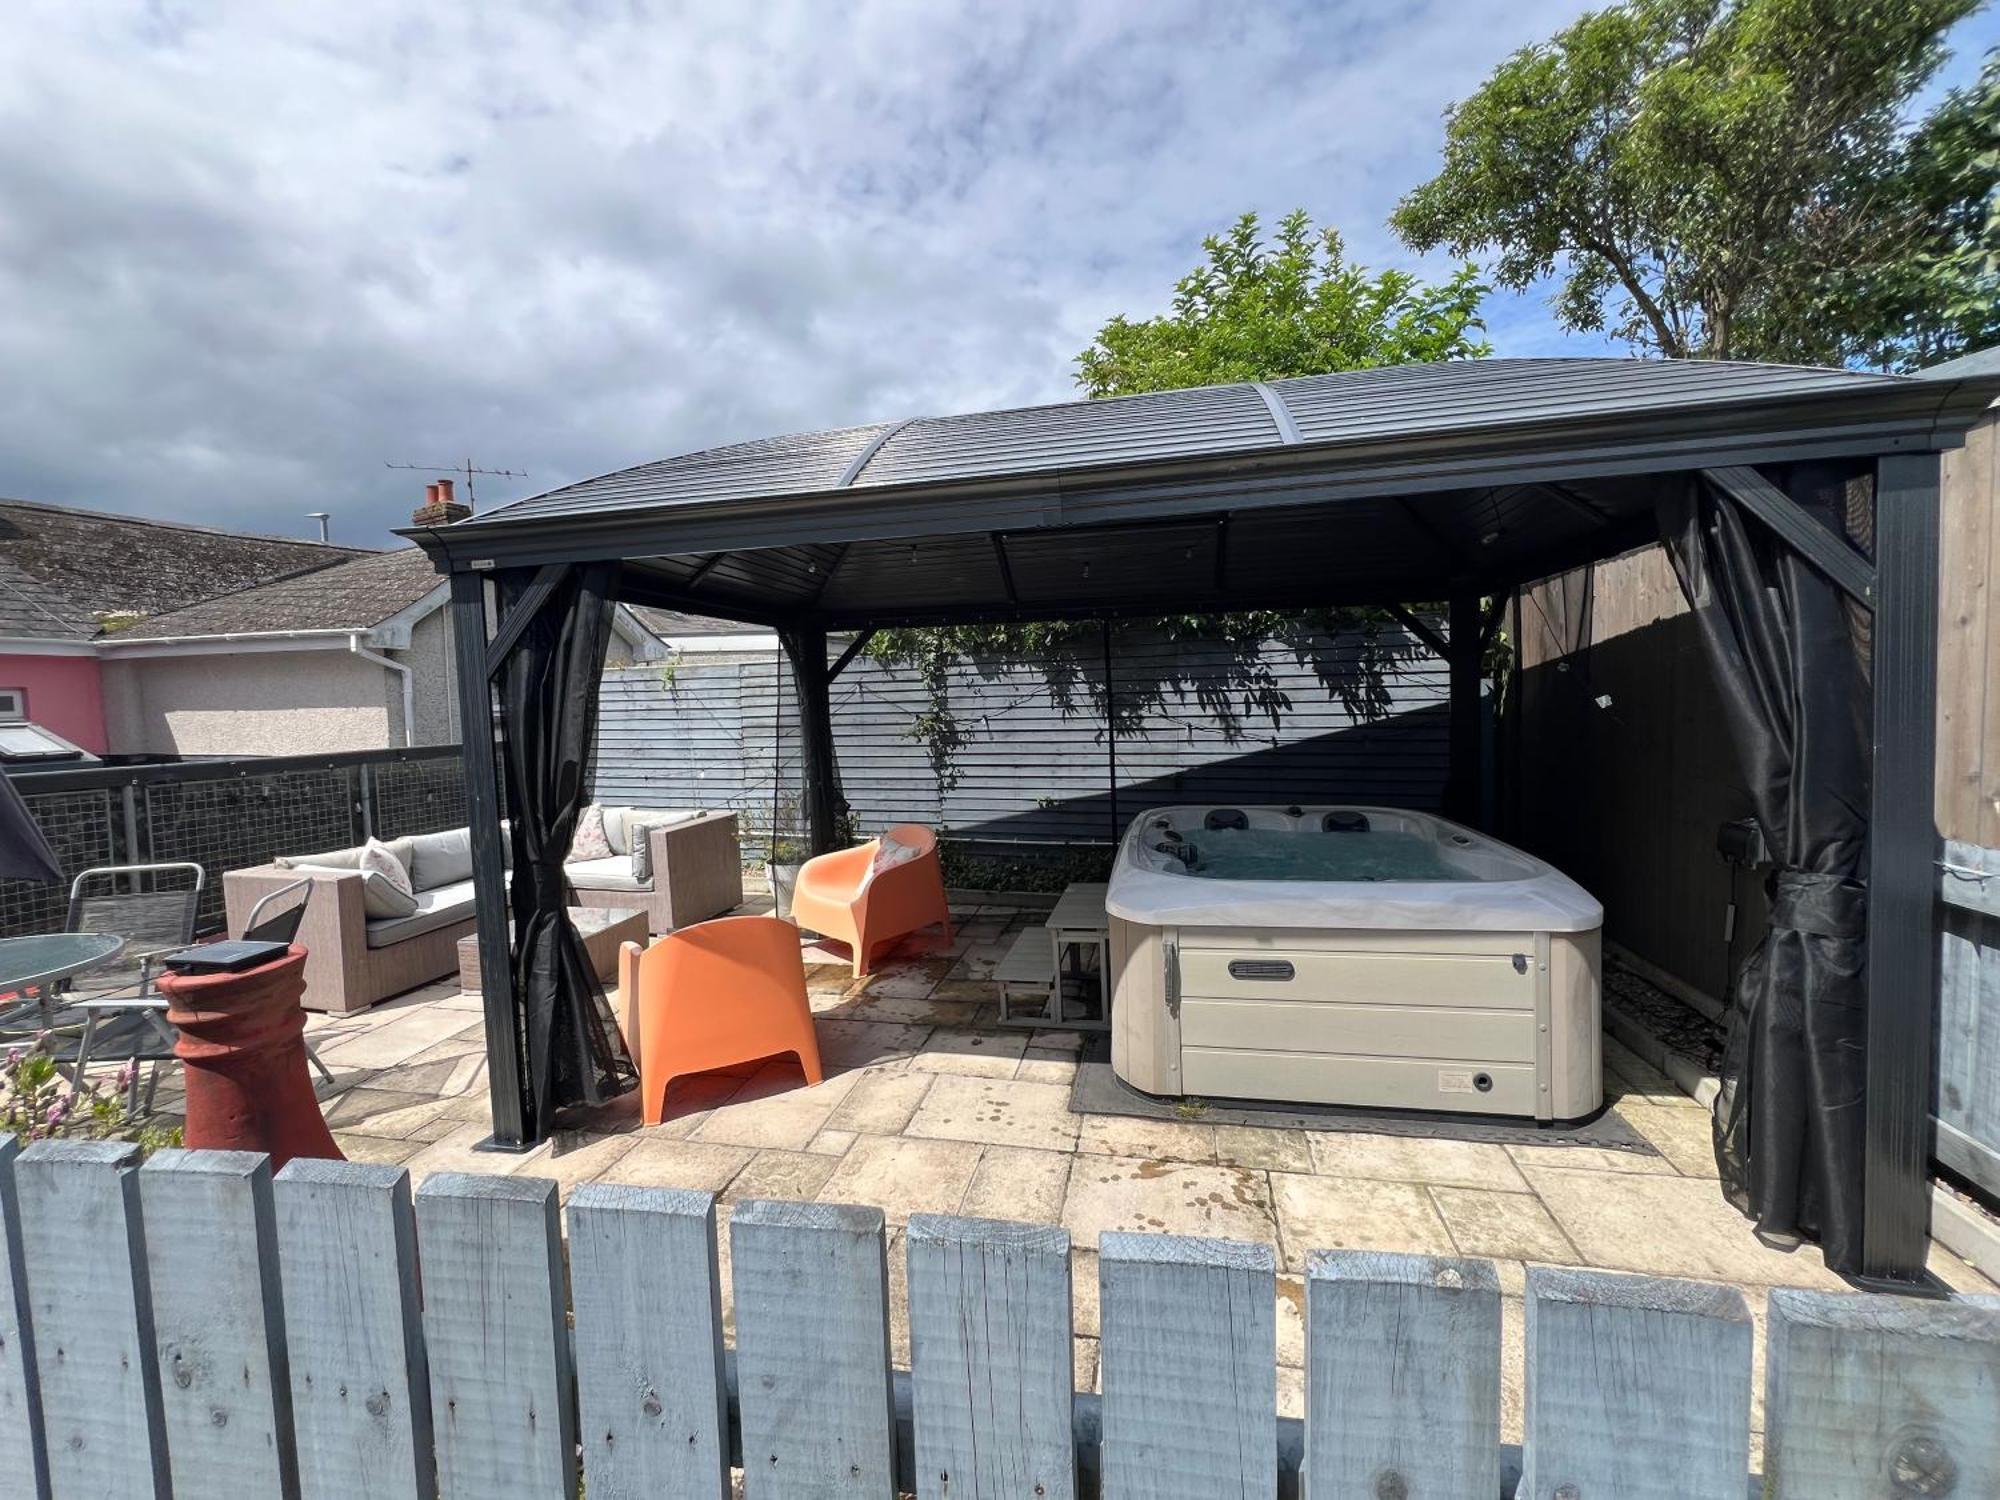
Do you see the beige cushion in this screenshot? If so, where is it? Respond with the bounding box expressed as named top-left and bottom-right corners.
top-left (407, 827), bottom-right (474, 891)
top-left (364, 879), bottom-right (475, 948)
top-left (289, 862), bottom-right (417, 920)
top-left (565, 854), bottom-right (652, 893)
top-left (606, 807), bottom-right (702, 856)
top-left (278, 835), bottom-right (415, 878)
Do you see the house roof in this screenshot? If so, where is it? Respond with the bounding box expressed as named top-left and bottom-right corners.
top-left (626, 606), bottom-right (763, 638)
top-left (111, 546), bottom-right (443, 642)
top-left (0, 498), bottom-right (366, 642)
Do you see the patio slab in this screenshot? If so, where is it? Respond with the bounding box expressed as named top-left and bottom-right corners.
top-left (817, 1134), bottom-right (983, 1225)
top-left (907, 1074), bottom-right (1080, 1153)
top-left (1430, 1185), bottom-right (1578, 1263)
top-left (960, 1146), bottom-right (1073, 1223)
top-left (1304, 1131), bottom-right (1529, 1192)
top-left (1269, 1172), bottom-right (1455, 1268)
top-left (1060, 1155), bottom-right (1276, 1249)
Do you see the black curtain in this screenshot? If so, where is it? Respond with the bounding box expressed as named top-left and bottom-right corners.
top-left (1658, 464), bottom-right (1873, 1273)
top-left (0, 773), bottom-right (60, 884)
top-left (497, 562), bottom-right (636, 1132)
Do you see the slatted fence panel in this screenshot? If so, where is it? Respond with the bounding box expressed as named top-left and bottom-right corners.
top-left (0, 1141), bottom-right (1997, 1498)
top-left (0, 1135), bottom-right (48, 1500)
top-left (137, 1150), bottom-right (297, 1499)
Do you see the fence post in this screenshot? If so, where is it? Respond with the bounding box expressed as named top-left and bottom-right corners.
top-left (1764, 1286), bottom-right (2000, 1498)
top-left (0, 1135), bottom-right (48, 1500)
top-left (138, 1150), bottom-right (297, 1499)
top-left (906, 1214), bottom-right (1074, 1500)
top-left (14, 1139), bottom-right (169, 1500)
top-left (731, 1199), bottom-right (896, 1499)
top-left (273, 1159), bottom-right (432, 1500)
top-left (414, 1172), bottom-right (572, 1500)
top-left (1519, 1267), bottom-right (1752, 1500)
top-left (569, 1183), bottom-right (729, 1500)
top-left (1099, 1231), bottom-right (1276, 1500)
top-left (1305, 1250), bottom-right (1500, 1500)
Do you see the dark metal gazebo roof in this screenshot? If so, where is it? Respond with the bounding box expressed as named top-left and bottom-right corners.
top-left (413, 356), bottom-right (1996, 628)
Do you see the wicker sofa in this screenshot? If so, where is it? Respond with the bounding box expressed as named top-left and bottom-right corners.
top-left (223, 809), bottom-right (742, 1014)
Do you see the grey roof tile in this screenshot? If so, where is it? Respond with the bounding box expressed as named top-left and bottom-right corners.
top-left (110, 546), bottom-right (443, 641)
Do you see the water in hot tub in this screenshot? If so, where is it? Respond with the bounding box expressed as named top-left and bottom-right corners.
top-left (1165, 825), bottom-right (1466, 881)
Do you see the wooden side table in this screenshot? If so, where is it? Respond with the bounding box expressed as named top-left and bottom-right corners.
top-left (456, 906), bottom-right (647, 992)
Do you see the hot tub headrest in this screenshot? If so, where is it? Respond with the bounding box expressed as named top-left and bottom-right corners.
top-left (1322, 811), bottom-right (1370, 833)
top-left (1204, 808), bottom-right (1249, 831)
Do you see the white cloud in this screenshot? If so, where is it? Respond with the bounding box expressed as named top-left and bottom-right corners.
top-left (2, 1), bottom-right (1992, 545)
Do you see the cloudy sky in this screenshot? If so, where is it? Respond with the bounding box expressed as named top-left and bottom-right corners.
top-left (3, 2), bottom-right (1995, 548)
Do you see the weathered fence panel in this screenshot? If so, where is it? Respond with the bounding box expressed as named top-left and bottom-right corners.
top-left (1098, 1231), bottom-right (1276, 1500)
top-left (14, 1140), bottom-right (168, 1500)
top-left (4, 1140), bottom-right (2000, 1498)
top-left (570, 1182), bottom-right (730, 1500)
top-left (1938, 838), bottom-right (2000, 1199)
top-left (1519, 1266), bottom-right (1753, 1500)
top-left (413, 1173), bottom-right (573, 1500)
top-left (0, 1136), bottom-right (48, 1500)
top-left (1306, 1249), bottom-right (1501, 1500)
top-left (907, 1214), bottom-right (1074, 1500)
top-left (272, 1158), bottom-right (432, 1500)
top-left (1764, 1286), bottom-right (2000, 1499)
top-left (137, 1150), bottom-right (297, 1499)
top-left (730, 1199), bottom-right (896, 1499)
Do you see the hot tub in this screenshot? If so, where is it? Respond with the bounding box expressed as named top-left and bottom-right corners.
top-left (1106, 805), bottom-right (1603, 1121)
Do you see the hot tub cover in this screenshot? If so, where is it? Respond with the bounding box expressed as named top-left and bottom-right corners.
top-left (1104, 805), bottom-right (1603, 933)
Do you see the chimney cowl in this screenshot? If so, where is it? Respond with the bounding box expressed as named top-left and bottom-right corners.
top-left (413, 479), bottom-right (471, 528)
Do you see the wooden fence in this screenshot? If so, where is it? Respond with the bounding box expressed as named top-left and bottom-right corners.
top-left (2, 1139), bottom-right (1996, 1500)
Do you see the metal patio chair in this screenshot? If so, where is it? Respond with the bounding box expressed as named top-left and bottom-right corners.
top-left (64, 863), bottom-right (202, 1116)
top-left (73, 873), bottom-right (336, 1116)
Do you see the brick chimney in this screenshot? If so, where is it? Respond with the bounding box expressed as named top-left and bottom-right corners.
top-left (411, 477), bottom-right (471, 527)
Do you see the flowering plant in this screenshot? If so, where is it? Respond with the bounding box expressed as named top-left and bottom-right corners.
top-left (0, 1034), bottom-right (182, 1153)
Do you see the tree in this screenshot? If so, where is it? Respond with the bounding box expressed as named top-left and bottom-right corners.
top-left (1075, 210), bottom-right (1490, 396)
top-left (1390, 0), bottom-right (1982, 364)
top-left (1830, 48), bottom-right (2000, 369)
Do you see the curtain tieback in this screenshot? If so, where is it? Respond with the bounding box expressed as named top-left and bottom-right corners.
top-left (1767, 869), bottom-right (1866, 940)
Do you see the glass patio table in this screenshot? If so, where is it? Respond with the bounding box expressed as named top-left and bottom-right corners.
top-left (0, 932), bottom-right (127, 1032)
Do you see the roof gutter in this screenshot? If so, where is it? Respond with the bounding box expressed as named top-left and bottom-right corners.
top-left (348, 634), bottom-right (415, 749)
top-left (96, 627), bottom-right (366, 655)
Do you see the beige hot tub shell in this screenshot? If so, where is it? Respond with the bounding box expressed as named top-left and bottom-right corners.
top-left (1110, 917), bottom-right (1602, 1122)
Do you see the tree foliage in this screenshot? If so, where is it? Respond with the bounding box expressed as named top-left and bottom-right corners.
top-left (1390, 0), bottom-right (1983, 364)
top-left (1075, 210), bottom-right (1490, 396)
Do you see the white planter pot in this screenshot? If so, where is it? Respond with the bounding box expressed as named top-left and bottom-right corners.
top-left (767, 862), bottom-right (802, 919)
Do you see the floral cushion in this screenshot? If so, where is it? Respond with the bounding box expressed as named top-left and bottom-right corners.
top-left (568, 803), bottom-right (613, 863)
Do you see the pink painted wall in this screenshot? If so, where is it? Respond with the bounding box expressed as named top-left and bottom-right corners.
top-left (0, 654), bottom-right (108, 753)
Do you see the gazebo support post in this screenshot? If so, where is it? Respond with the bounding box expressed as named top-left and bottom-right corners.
top-left (1859, 451), bottom-right (1942, 1284)
top-left (782, 624), bottom-right (842, 856)
top-left (448, 568), bottom-right (535, 1150)
top-left (1445, 590), bottom-right (1484, 826)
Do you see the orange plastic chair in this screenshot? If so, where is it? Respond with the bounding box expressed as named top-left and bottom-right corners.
top-left (613, 915), bottom-right (823, 1127)
top-left (790, 824), bottom-right (953, 979)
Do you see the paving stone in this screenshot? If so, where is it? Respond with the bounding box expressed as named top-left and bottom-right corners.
top-left (1060, 1155), bottom-right (1275, 1250)
top-left (1430, 1186), bottom-right (1578, 1262)
top-left (817, 1135), bottom-right (983, 1225)
top-left (1615, 1100), bottom-right (1722, 1177)
top-left (593, 1137), bottom-right (755, 1192)
top-left (314, 1006), bottom-right (483, 1070)
top-left (1027, 1029), bottom-right (1087, 1054)
top-left (837, 994), bottom-right (991, 1028)
top-left (1276, 1364), bottom-right (1304, 1420)
top-left (401, 1121), bottom-right (550, 1187)
top-left (331, 1132), bottom-right (423, 1166)
top-left (1014, 1050), bottom-right (1078, 1085)
top-left (1075, 1115), bottom-right (1215, 1164)
top-left (1503, 1142), bottom-right (1678, 1177)
top-left (1072, 1336), bottom-right (1099, 1394)
top-left (723, 1148), bottom-right (840, 1205)
top-left (1070, 1247), bottom-right (1100, 1336)
top-left (1212, 1125), bottom-right (1314, 1174)
top-left (1269, 1173), bottom-right (1454, 1270)
top-left (959, 1147), bottom-right (1073, 1223)
top-left (826, 1072), bottom-right (935, 1135)
top-left (323, 1088), bottom-right (451, 1136)
top-left (814, 1018), bottom-right (931, 1073)
top-left (907, 1074), bottom-right (1080, 1153)
top-left (689, 1063), bottom-right (854, 1151)
top-left (807, 1128), bottom-right (857, 1157)
top-left (929, 978), bottom-right (1005, 1005)
top-left (908, 1028), bottom-right (1029, 1078)
top-left (535, 1132), bottom-right (641, 1200)
top-left (1521, 1167), bottom-right (1847, 1288)
top-left (1927, 1241), bottom-right (2000, 1294)
top-left (1304, 1132), bottom-right (1528, 1192)
top-left (1275, 1273), bottom-right (1305, 1367)
top-left (855, 958), bottom-right (954, 999)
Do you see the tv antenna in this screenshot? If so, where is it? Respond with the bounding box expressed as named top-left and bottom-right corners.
top-left (385, 458), bottom-right (527, 508)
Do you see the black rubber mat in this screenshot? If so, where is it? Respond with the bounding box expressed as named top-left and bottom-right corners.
top-left (1068, 1038), bottom-right (1662, 1155)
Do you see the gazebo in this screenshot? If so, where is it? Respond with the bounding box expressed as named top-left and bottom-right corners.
top-left (409, 354), bottom-right (2000, 1285)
